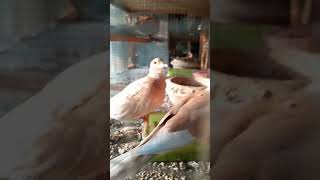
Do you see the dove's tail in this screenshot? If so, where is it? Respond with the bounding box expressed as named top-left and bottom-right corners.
top-left (110, 149), bottom-right (155, 180)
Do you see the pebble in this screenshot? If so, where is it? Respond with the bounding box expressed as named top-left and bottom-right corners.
top-left (152, 162), bottom-right (157, 166)
top-left (187, 161), bottom-right (199, 169)
top-left (158, 162), bottom-right (164, 167)
top-left (179, 162), bottom-right (186, 170)
top-left (118, 148), bottom-right (125, 154)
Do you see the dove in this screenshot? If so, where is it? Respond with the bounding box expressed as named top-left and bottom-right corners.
top-left (110, 58), bottom-right (168, 138)
top-left (0, 53), bottom-right (107, 180)
top-left (110, 89), bottom-right (210, 180)
top-left (212, 87), bottom-right (320, 180)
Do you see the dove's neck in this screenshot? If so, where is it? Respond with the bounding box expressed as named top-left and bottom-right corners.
top-left (148, 69), bottom-right (166, 79)
top-left (148, 73), bottom-right (166, 79)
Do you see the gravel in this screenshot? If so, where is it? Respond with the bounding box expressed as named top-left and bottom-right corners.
top-left (110, 118), bottom-right (210, 180)
top-left (126, 161), bottom-right (210, 180)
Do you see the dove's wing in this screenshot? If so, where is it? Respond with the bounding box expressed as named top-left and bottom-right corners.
top-left (110, 76), bottom-right (164, 120)
top-left (139, 90), bottom-right (210, 155)
top-left (212, 89), bottom-right (320, 180)
top-left (140, 90), bottom-right (210, 146)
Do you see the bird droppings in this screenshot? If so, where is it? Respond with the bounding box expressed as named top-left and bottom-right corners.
top-left (110, 117), bottom-right (210, 180)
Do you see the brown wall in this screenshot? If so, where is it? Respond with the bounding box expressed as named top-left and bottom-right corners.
top-left (312, 1), bottom-right (320, 22)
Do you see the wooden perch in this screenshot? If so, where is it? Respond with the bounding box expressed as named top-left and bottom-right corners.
top-left (290, 0), bottom-right (313, 26)
top-left (199, 31), bottom-right (209, 70)
top-left (302, 0), bottom-right (312, 25)
top-left (290, 0), bottom-right (301, 26)
top-left (128, 42), bottom-right (136, 69)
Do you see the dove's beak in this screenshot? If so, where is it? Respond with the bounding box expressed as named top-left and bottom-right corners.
top-left (162, 64), bottom-right (168, 68)
top-left (162, 64), bottom-right (169, 76)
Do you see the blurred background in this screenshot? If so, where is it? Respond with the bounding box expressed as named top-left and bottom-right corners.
top-left (0, 0), bottom-right (107, 117)
top-left (211, 0), bottom-right (320, 107)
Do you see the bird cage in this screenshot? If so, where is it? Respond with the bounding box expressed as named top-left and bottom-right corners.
top-left (110, 3), bottom-right (129, 26)
top-left (110, 4), bottom-right (169, 85)
top-left (110, 41), bottom-right (129, 76)
top-left (110, 40), bottom-right (169, 83)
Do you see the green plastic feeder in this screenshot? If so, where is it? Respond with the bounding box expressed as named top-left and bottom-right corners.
top-left (167, 68), bottom-right (194, 78)
top-left (211, 23), bottom-right (271, 51)
top-left (147, 112), bottom-right (209, 162)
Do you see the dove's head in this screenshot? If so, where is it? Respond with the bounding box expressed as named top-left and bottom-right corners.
top-left (148, 58), bottom-right (168, 78)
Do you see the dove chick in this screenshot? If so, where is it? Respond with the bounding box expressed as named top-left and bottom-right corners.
top-left (110, 58), bottom-right (168, 138)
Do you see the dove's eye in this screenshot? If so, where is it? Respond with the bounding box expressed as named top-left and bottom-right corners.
top-left (153, 61), bottom-right (157, 64)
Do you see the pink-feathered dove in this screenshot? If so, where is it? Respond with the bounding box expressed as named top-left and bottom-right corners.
top-left (110, 58), bottom-right (168, 138)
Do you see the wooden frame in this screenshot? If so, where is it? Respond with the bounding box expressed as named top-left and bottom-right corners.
top-left (111, 0), bottom-right (210, 18)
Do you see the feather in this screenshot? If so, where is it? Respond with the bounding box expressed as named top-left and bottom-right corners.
top-left (110, 149), bottom-right (154, 180)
